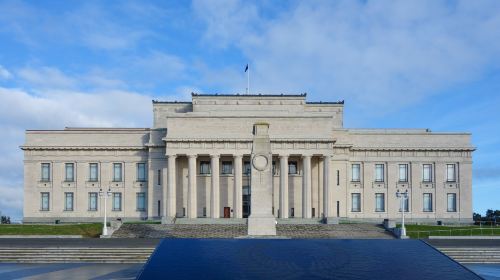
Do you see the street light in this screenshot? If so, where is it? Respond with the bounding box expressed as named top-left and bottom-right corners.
top-left (396, 189), bottom-right (409, 237)
top-left (99, 188), bottom-right (112, 236)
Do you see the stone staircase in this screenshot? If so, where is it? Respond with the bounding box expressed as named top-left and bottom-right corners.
top-left (112, 224), bottom-right (247, 238)
top-left (436, 247), bottom-right (500, 264)
top-left (0, 247), bottom-right (154, 263)
top-left (112, 223), bottom-right (394, 239)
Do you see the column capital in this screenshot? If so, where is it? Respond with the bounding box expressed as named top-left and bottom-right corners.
top-left (279, 154), bottom-right (289, 158)
top-left (166, 154), bottom-right (177, 158)
top-left (187, 154), bottom-right (198, 159)
top-left (210, 154), bottom-right (221, 159)
top-left (233, 154), bottom-right (243, 159)
top-left (302, 154), bottom-right (313, 159)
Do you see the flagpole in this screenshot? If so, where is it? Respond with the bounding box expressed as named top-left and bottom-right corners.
top-left (247, 64), bottom-right (250, 94)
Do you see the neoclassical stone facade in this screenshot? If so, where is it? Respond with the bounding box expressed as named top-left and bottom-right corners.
top-left (22, 94), bottom-right (474, 223)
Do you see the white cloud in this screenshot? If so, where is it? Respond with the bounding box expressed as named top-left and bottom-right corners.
top-left (193, 0), bottom-right (500, 110)
top-left (0, 65), bottom-right (12, 79)
top-left (17, 67), bottom-right (77, 89)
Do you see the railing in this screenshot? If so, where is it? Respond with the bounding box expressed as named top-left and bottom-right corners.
top-left (408, 227), bottom-right (500, 239)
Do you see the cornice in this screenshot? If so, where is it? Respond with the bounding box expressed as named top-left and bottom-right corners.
top-left (20, 146), bottom-right (147, 151)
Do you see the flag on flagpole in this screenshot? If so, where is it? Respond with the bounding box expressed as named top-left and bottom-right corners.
top-left (245, 64), bottom-right (248, 72)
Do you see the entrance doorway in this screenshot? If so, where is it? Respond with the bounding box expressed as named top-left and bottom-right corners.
top-left (223, 207), bottom-right (231, 218)
top-left (243, 186), bottom-right (251, 218)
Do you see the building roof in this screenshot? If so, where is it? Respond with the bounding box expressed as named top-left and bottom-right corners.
top-left (152, 93), bottom-right (344, 104)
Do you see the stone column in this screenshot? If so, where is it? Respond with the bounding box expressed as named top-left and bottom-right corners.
top-left (302, 155), bottom-right (312, 218)
top-left (233, 154), bottom-right (243, 218)
top-left (187, 154), bottom-right (197, 218)
top-left (210, 154), bottom-right (220, 218)
top-left (323, 155), bottom-right (332, 218)
top-left (164, 155), bottom-right (176, 223)
top-left (279, 155), bottom-right (289, 218)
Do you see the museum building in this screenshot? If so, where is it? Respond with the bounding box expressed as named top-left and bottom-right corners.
top-left (22, 93), bottom-right (474, 223)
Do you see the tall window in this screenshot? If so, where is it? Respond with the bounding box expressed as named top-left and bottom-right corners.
top-left (289, 161), bottom-right (298, 175)
top-left (399, 197), bottom-right (409, 212)
top-left (64, 192), bottom-right (74, 211)
top-left (399, 164), bottom-right (408, 182)
top-left (351, 164), bottom-right (360, 182)
top-left (112, 193), bottom-right (122, 211)
top-left (65, 163), bottom-right (74, 182)
top-left (136, 192), bottom-right (146, 211)
top-left (272, 161), bottom-right (277, 175)
top-left (423, 193), bottom-right (433, 212)
top-left (88, 192), bottom-right (98, 211)
top-left (375, 164), bottom-right (384, 182)
top-left (157, 170), bottom-right (161, 185)
top-left (243, 161), bottom-right (251, 175)
top-left (447, 193), bottom-right (457, 212)
top-left (375, 193), bottom-right (385, 212)
top-left (89, 163), bottom-right (99, 182)
top-left (200, 161), bottom-right (210, 175)
top-left (137, 163), bottom-right (147, 182)
top-left (41, 163), bottom-right (51, 181)
top-left (222, 161), bottom-right (233, 175)
top-left (351, 193), bottom-right (361, 212)
top-left (113, 163), bottom-right (123, 182)
top-left (446, 164), bottom-right (456, 182)
top-left (423, 164), bottom-right (433, 182)
top-left (41, 192), bottom-right (50, 211)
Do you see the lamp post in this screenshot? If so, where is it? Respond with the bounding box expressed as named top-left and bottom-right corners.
top-left (396, 189), bottom-right (408, 237)
top-left (99, 188), bottom-right (112, 236)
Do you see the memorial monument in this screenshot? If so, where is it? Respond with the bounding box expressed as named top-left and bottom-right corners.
top-left (247, 122), bottom-right (277, 236)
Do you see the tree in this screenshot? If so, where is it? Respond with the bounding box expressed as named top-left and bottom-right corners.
top-left (0, 216), bottom-right (11, 224)
top-left (473, 212), bottom-right (482, 221)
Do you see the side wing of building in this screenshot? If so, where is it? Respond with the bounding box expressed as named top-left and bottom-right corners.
top-left (22, 128), bottom-right (151, 223)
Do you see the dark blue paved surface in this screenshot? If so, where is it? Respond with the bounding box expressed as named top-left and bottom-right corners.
top-left (137, 239), bottom-right (482, 280)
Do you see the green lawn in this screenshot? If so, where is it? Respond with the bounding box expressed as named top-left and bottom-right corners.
top-left (123, 221), bottom-right (161, 224)
top-left (0, 223), bottom-right (102, 238)
top-left (398, 224), bottom-right (500, 239)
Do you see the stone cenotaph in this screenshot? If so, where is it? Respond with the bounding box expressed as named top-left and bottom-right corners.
top-left (247, 122), bottom-right (277, 236)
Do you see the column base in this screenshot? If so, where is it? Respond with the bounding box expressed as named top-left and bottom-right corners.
top-left (161, 216), bottom-right (175, 224)
top-left (247, 216), bottom-right (277, 236)
top-left (324, 217), bottom-right (339, 224)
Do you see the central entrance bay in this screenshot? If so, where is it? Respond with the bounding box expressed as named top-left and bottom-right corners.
top-left (137, 239), bottom-right (481, 279)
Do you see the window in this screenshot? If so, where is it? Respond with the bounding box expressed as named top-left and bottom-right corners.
top-left (136, 192), bottom-right (146, 211)
top-left (157, 170), bottom-right (161, 185)
top-left (200, 161), bottom-right (210, 175)
top-left (351, 193), bottom-right (361, 212)
top-left (243, 161), bottom-right (251, 175)
top-left (399, 164), bottom-right (408, 182)
top-left (447, 193), bottom-right (457, 212)
top-left (399, 197), bottom-right (410, 212)
top-left (423, 164), bottom-right (433, 182)
top-left (337, 170), bottom-right (340, 186)
top-left (64, 192), bottom-right (74, 211)
top-left (351, 164), bottom-right (360, 182)
top-left (288, 161), bottom-right (298, 175)
top-left (112, 193), bottom-right (122, 211)
top-left (89, 163), bottom-right (99, 182)
top-left (65, 163), bottom-right (74, 182)
top-left (423, 193), bottom-right (433, 212)
top-left (375, 193), bottom-right (385, 212)
top-left (272, 161), bottom-right (277, 175)
top-left (375, 164), bottom-right (384, 182)
top-left (113, 163), bottom-right (123, 182)
top-left (137, 163), bottom-right (147, 182)
top-left (41, 192), bottom-right (50, 211)
top-left (221, 161), bottom-right (233, 175)
top-left (88, 192), bottom-right (98, 211)
top-left (446, 164), bottom-right (456, 182)
top-left (41, 163), bottom-right (50, 181)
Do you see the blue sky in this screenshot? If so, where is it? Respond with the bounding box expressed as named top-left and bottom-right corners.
top-left (0, 0), bottom-right (499, 221)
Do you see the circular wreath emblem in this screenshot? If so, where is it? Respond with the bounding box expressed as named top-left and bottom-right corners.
top-left (252, 154), bottom-right (269, 171)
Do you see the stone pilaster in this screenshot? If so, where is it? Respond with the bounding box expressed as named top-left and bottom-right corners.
top-left (233, 154), bottom-right (243, 218)
top-left (279, 155), bottom-right (289, 218)
top-left (302, 155), bottom-right (312, 218)
top-left (210, 154), bottom-right (220, 218)
top-left (187, 154), bottom-right (197, 218)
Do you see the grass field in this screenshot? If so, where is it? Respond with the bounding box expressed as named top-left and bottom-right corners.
top-left (398, 224), bottom-right (500, 239)
top-left (0, 223), bottom-right (102, 238)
